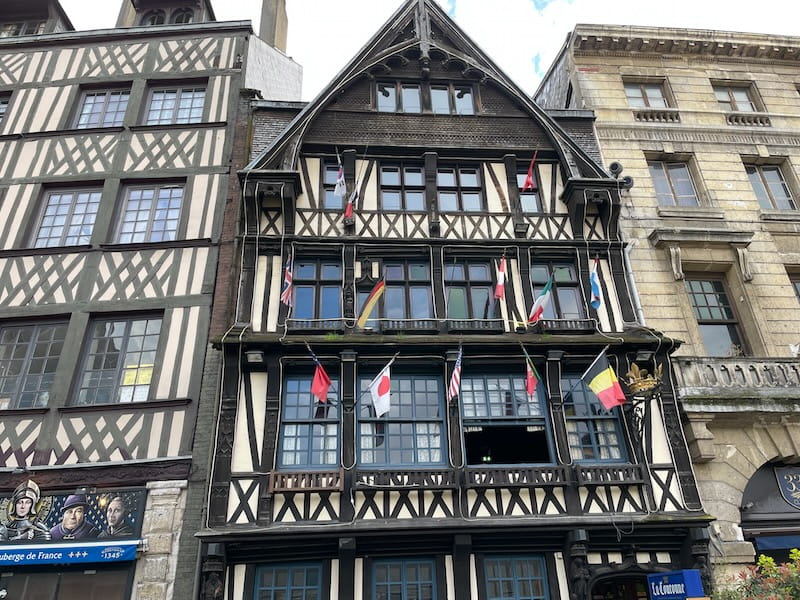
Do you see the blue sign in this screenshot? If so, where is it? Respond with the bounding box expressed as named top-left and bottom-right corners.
top-left (647, 570), bottom-right (705, 600)
top-left (774, 467), bottom-right (800, 510)
top-left (0, 540), bottom-right (138, 566)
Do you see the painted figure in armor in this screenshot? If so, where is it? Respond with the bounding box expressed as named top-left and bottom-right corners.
top-left (0, 480), bottom-right (51, 541)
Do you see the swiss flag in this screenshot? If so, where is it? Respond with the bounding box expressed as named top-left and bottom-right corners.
top-left (368, 360), bottom-right (394, 417)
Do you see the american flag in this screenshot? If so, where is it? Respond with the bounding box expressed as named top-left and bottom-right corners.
top-left (447, 345), bottom-right (463, 402)
top-left (279, 253), bottom-right (293, 306)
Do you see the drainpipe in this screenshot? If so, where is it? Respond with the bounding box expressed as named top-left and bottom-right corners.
top-left (623, 238), bottom-right (647, 326)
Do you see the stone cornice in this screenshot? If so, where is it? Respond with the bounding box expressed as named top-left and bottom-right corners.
top-left (595, 122), bottom-right (800, 148)
top-left (572, 24), bottom-right (800, 63)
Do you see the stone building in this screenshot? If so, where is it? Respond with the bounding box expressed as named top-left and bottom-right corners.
top-left (0, 1), bottom-right (300, 598)
top-left (536, 24), bottom-right (800, 584)
top-left (198, 2), bottom-right (712, 599)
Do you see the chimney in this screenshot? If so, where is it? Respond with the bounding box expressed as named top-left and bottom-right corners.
top-left (259, 0), bottom-right (288, 52)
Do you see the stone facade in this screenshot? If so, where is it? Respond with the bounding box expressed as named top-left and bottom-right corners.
top-left (537, 25), bottom-right (800, 587)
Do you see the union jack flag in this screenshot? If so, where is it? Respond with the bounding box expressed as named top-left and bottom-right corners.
top-left (447, 345), bottom-right (463, 403)
top-left (280, 253), bottom-right (293, 307)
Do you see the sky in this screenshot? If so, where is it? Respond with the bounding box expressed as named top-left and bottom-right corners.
top-left (60, 0), bottom-right (800, 101)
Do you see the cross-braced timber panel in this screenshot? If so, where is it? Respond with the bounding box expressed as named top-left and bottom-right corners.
top-left (0, 254), bottom-right (85, 306)
top-left (579, 484), bottom-right (645, 514)
top-left (92, 248), bottom-right (207, 301)
top-left (466, 486), bottom-right (567, 517)
top-left (227, 478), bottom-right (259, 524)
top-left (272, 492), bottom-right (340, 523)
top-left (584, 215), bottom-right (605, 240)
top-left (650, 467), bottom-right (685, 512)
top-left (51, 407), bottom-right (187, 465)
top-left (0, 416), bottom-right (42, 468)
top-left (354, 489), bottom-right (455, 520)
top-left (125, 130), bottom-right (217, 171)
top-left (356, 212), bottom-right (429, 239)
top-left (0, 52), bottom-right (28, 85)
top-left (74, 43), bottom-right (148, 78)
top-left (295, 210), bottom-right (344, 237)
top-left (153, 37), bottom-right (234, 72)
top-left (260, 211), bottom-right (283, 236)
top-left (522, 214), bottom-right (572, 240)
top-left (39, 135), bottom-right (118, 177)
top-left (440, 214), bottom-right (515, 240)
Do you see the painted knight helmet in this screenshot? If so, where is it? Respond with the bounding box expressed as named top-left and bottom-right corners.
top-left (10, 480), bottom-right (41, 517)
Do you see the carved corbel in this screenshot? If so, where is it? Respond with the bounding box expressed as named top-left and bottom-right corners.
top-left (666, 243), bottom-right (683, 280)
top-left (732, 243), bottom-right (753, 282)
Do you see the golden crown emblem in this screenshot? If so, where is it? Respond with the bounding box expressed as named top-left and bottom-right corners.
top-left (625, 362), bottom-right (663, 394)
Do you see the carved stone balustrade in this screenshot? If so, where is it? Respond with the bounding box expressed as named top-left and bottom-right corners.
top-left (633, 108), bottom-right (681, 123)
top-left (673, 357), bottom-right (800, 401)
top-left (726, 112), bottom-right (771, 127)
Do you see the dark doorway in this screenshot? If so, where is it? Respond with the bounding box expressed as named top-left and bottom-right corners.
top-left (591, 576), bottom-right (648, 600)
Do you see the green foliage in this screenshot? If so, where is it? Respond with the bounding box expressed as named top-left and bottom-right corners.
top-left (715, 550), bottom-right (800, 599)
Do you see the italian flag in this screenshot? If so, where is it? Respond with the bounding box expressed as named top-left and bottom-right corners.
top-left (528, 276), bottom-right (553, 324)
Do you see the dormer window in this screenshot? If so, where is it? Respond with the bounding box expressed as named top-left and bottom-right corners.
top-left (171, 8), bottom-right (194, 24)
top-left (0, 21), bottom-right (46, 37)
top-left (141, 10), bottom-right (166, 26)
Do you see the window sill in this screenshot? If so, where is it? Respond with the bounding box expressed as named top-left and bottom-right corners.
top-left (59, 397), bottom-right (191, 413)
top-left (657, 206), bottom-right (724, 220)
top-left (760, 209), bottom-right (800, 222)
top-left (632, 108), bottom-right (681, 123)
top-left (530, 318), bottom-right (596, 334)
top-left (129, 121), bottom-right (226, 132)
top-left (0, 244), bottom-right (92, 258)
top-left (446, 319), bottom-right (504, 333)
top-left (0, 406), bottom-right (49, 415)
top-left (99, 238), bottom-right (212, 251)
top-left (286, 319), bottom-right (345, 333)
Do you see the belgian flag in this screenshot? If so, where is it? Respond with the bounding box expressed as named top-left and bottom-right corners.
top-left (582, 352), bottom-right (626, 410)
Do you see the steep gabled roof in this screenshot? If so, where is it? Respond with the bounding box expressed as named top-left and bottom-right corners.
top-left (244, 0), bottom-right (607, 179)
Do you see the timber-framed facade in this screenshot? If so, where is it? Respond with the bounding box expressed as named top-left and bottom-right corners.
top-left (0, 1), bottom-right (300, 598)
top-left (201, 3), bottom-right (712, 600)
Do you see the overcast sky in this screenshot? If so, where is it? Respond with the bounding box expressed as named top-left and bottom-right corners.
top-left (60, 0), bottom-right (800, 101)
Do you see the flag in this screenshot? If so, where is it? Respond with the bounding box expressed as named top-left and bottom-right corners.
top-left (344, 187), bottom-right (358, 219)
top-left (447, 345), bottom-right (463, 402)
top-left (581, 351), bottom-right (626, 410)
top-left (522, 150), bottom-right (538, 192)
top-left (494, 256), bottom-right (506, 300)
top-left (356, 279), bottom-right (385, 328)
top-left (590, 258), bottom-right (602, 310)
top-left (369, 356), bottom-right (396, 417)
top-left (309, 348), bottom-right (331, 404)
top-left (528, 276), bottom-right (553, 324)
top-left (279, 253), bottom-right (293, 307)
top-left (333, 156), bottom-right (346, 198)
top-left (520, 345), bottom-right (540, 397)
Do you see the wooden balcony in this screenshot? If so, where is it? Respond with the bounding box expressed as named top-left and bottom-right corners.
top-left (673, 357), bottom-right (800, 400)
top-left (465, 466), bottom-right (570, 488)
top-left (286, 318), bottom-right (345, 332)
top-left (576, 464), bottom-right (645, 485)
top-left (446, 319), bottom-right (504, 334)
top-left (531, 318), bottom-right (596, 334)
top-left (378, 319), bottom-right (439, 334)
top-left (269, 469), bottom-right (344, 492)
top-left (354, 468), bottom-right (457, 489)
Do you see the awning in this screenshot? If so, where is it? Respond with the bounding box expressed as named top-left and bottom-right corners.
top-left (755, 536), bottom-right (800, 551)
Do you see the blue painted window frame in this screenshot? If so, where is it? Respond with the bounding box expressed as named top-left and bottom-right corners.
top-left (293, 259), bottom-right (342, 321)
top-left (561, 375), bottom-right (627, 462)
top-left (279, 375), bottom-right (340, 469)
top-left (253, 563), bottom-right (322, 600)
top-left (357, 373), bottom-right (446, 467)
top-left (372, 558), bottom-right (436, 600)
top-left (460, 373), bottom-right (554, 465)
top-left (484, 555), bottom-right (550, 600)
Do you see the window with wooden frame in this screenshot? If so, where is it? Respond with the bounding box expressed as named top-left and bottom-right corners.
top-left (321, 160), bottom-right (344, 210)
top-left (117, 183), bottom-right (183, 243)
top-left (74, 315), bottom-right (162, 405)
top-left (530, 261), bottom-right (585, 319)
top-left (144, 85), bottom-right (205, 125)
top-left (484, 555), bottom-right (550, 600)
top-left (278, 374), bottom-right (339, 469)
top-left (372, 558), bottom-right (437, 600)
top-left (0, 94), bottom-right (10, 125)
top-left (0, 321), bottom-right (67, 409)
top-left (357, 373), bottom-right (445, 466)
top-left (140, 10), bottom-right (166, 26)
top-left (171, 8), bottom-right (194, 24)
top-left (379, 163), bottom-right (425, 211)
top-left (562, 375), bottom-right (626, 462)
top-left (684, 276), bottom-right (746, 357)
top-left (647, 159), bottom-right (699, 207)
top-left (292, 259), bottom-right (342, 323)
top-left (254, 564), bottom-right (323, 600)
top-left (430, 83), bottom-right (475, 115)
top-left (75, 88), bottom-right (130, 128)
top-left (713, 83), bottom-right (759, 113)
top-left (516, 165), bottom-right (542, 213)
top-left (376, 82), bottom-right (421, 113)
top-left (0, 21), bottom-right (45, 37)
top-left (623, 80), bottom-right (670, 109)
top-left (358, 260), bottom-right (433, 323)
top-left (444, 260), bottom-right (497, 320)
top-left (33, 187), bottom-right (102, 248)
top-left (460, 373), bottom-right (552, 465)
top-left (745, 163), bottom-right (796, 211)
top-left (437, 165), bottom-right (483, 212)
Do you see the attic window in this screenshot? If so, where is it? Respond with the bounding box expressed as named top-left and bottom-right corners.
top-left (0, 21), bottom-right (46, 37)
top-left (171, 8), bottom-right (194, 24)
top-left (141, 10), bottom-right (166, 26)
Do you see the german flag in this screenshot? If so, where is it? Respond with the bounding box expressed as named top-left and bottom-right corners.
top-left (581, 352), bottom-right (626, 410)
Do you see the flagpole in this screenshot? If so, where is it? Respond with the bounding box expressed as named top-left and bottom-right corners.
top-left (367, 352), bottom-right (400, 388)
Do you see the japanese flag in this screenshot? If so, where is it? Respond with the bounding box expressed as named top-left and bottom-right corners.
top-left (369, 358), bottom-right (395, 417)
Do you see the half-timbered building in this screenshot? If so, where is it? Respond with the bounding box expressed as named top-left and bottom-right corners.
top-left (201, 2), bottom-right (712, 599)
top-left (0, 1), bottom-right (300, 598)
